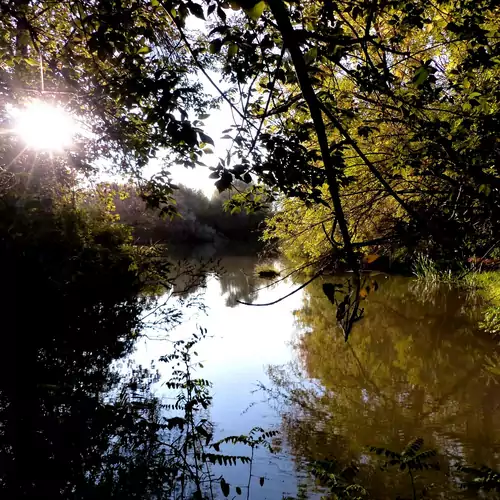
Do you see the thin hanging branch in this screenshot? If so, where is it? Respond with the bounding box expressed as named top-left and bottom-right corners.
top-left (236, 271), bottom-right (322, 306)
top-left (249, 46), bottom-right (286, 154)
top-left (163, 6), bottom-right (259, 131)
top-left (318, 102), bottom-right (421, 221)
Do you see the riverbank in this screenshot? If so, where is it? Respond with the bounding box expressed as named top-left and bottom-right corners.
top-left (412, 257), bottom-right (500, 338)
top-left (470, 272), bottom-right (500, 337)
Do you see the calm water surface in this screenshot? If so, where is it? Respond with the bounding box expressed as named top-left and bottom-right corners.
top-left (134, 256), bottom-right (500, 499)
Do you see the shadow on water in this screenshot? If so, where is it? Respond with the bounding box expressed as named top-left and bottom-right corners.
top-left (0, 204), bottom-right (165, 498)
top-left (266, 275), bottom-right (500, 498)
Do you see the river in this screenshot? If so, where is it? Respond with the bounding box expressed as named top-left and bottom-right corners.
top-left (131, 255), bottom-right (500, 499)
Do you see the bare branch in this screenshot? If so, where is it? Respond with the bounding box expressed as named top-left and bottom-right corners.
top-left (236, 271), bottom-right (322, 307)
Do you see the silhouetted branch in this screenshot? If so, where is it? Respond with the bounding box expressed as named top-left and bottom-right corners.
top-left (236, 271), bottom-right (322, 306)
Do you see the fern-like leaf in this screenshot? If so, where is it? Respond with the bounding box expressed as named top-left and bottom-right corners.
top-left (402, 437), bottom-right (424, 457)
top-left (415, 449), bottom-right (437, 461)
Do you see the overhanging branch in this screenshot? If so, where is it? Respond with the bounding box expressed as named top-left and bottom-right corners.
top-left (267, 0), bottom-right (358, 272)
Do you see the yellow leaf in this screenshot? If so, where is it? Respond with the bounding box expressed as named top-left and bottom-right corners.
top-left (363, 254), bottom-right (380, 264)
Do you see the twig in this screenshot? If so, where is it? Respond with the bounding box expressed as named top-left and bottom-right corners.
top-left (163, 6), bottom-right (258, 131)
top-left (318, 102), bottom-right (419, 221)
top-left (322, 219), bottom-right (337, 248)
top-left (246, 446), bottom-right (254, 500)
top-left (236, 271), bottom-right (322, 306)
top-left (249, 46), bottom-right (285, 154)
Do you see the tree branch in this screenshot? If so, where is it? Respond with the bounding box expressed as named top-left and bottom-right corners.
top-left (267, 0), bottom-right (358, 272)
top-left (236, 271), bottom-right (322, 306)
top-left (164, 6), bottom-right (258, 131)
top-left (318, 101), bottom-right (421, 222)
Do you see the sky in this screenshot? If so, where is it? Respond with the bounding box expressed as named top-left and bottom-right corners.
top-left (5, 15), bottom-right (244, 198)
top-left (158, 98), bottom-right (235, 197)
top-left (146, 17), bottom-right (243, 197)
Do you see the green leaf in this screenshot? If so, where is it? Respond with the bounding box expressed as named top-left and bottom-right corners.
top-left (228, 43), bottom-right (238, 58)
top-left (165, 417), bottom-right (186, 430)
top-left (209, 39), bottom-right (222, 54)
top-left (413, 66), bottom-right (429, 86)
top-left (188, 2), bottom-right (205, 19)
top-left (25, 58), bottom-right (39, 66)
top-left (198, 113), bottom-right (210, 120)
top-left (217, 6), bottom-right (227, 20)
top-left (236, 486), bottom-right (242, 495)
top-left (259, 477), bottom-right (265, 487)
top-left (245, 1), bottom-right (266, 20)
top-left (203, 147), bottom-right (214, 154)
top-left (479, 184), bottom-right (491, 196)
top-left (305, 46), bottom-right (318, 63)
top-left (403, 437), bottom-right (424, 456)
top-left (215, 177), bottom-right (231, 192)
top-left (220, 478), bottom-right (230, 497)
top-left (138, 46), bottom-right (151, 54)
top-left (198, 131), bottom-right (214, 146)
top-left (232, 164), bottom-right (246, 174)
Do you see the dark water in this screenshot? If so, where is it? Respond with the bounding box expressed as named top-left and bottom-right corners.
top-left (133, 256), bottom-right (500, 499)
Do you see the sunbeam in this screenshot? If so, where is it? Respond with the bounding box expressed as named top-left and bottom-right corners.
top-left (11, 101), bottom-right (75, 151)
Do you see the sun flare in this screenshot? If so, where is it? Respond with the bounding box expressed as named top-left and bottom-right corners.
top-left (14, 101), bottom-right (75, 151)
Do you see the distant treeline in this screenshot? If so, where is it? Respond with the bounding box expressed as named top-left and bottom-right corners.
top-left (98, 181), bottom-right (269, 247)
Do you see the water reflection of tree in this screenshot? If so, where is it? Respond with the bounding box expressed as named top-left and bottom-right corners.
top-left (218, 256), bottom-right (261, 307)
top-left (0, 208), bottom-right (177, 498)
top-left (267, 276), bottom-right (500, 498)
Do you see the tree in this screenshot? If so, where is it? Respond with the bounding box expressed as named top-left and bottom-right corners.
top-left (3, 0), bottom-right (499, 262)
top-left (192, 0), bottom-right (499, 264)
top-left (0, 196), bottom-right (153, 497)
top-left (89, 181), bottom-right (268, 245)
top-left (0, 195), bottom-right (249, 499)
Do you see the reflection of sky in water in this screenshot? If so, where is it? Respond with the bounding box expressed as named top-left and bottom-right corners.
top-left (132, 258), bottom-right (306, 499)
top-left (129, 260), bottom-right (500, 499)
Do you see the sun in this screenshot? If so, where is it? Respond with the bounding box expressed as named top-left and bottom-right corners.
top-left (14, 100), bottom-right (76, 151)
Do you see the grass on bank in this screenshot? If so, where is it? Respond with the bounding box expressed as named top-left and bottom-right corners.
top-left (413, 255), bottom-right (500, 337)
top-left (470, 272), bottom-right (500, 337)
